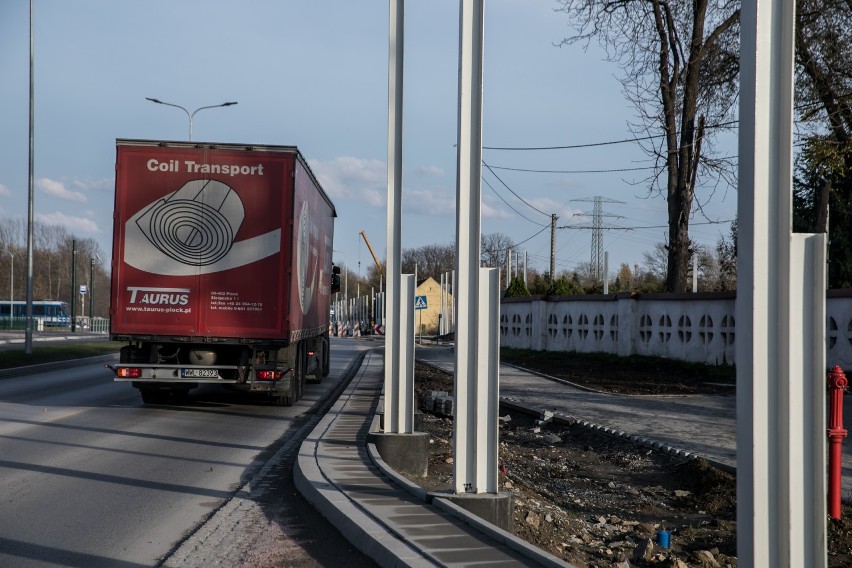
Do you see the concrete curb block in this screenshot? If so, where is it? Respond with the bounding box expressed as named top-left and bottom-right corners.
top-left (365, 415), bottom-right (572, 567)
top-left (294, 351), bottom-right (438, 568)
top-left (295, 425), bottom-right (434, 568)
top-left (430, 497), bottom-right (571, 568)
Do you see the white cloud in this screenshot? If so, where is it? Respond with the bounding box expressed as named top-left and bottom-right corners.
top-left (403, 188), bottom-right (455, 216)
top-left (72, 177), bottom-right (114, 192)
top-left (482, 198), bottom-right (513, 220)
top-left (0, 184), bottom-right (12, 197)
top-left (36, 212), bottom-right (100, 234)
top-left (309, 156), bottom-right (386, 206)
top-left (413, 165), bottom-right (444, 177)
top-left (37, 177), bottom-right (87, 203)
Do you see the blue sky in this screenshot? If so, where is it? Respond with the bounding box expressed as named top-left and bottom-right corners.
top-left (0, 0), bottom-right (737, 280)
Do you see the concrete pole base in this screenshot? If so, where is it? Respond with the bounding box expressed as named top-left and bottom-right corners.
top-left (429, 491), bottom-right (514, 532)
top-left (367, 431), bottom-right (429, 477)
top-left (377, 410), bottom-right (423, 432)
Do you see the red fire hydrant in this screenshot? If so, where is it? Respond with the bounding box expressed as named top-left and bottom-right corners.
top-left (828, 366), bottom-right (848, 520)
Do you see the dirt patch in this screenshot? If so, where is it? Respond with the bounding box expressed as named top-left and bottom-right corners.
top-left (501, 349), bottom-right (736, 396)
top-left (405, 359), bottom-right (852, 567)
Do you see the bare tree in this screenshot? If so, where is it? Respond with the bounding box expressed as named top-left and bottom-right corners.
top-left (480, 232), bottom-right (516, 286)
top-left (556, 0), bottom-right (740, 291)
top-left (401, 243), bottom-right (455, 281)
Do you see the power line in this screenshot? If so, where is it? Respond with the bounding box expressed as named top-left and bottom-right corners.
top-left (482, 161), bottom-right (551, 218)
top-left (486, 164), bottom-right (653, 174)
top-left (482, 121), bottom-right (739, 151)
top-left (558, 220), bottom-right (735, 231)
top-left (514, 225), bottom-right (551, 247)
top-left (485, 155), bottom-right (739, 175)
top-left (481, 177), bottom-right (549, 227)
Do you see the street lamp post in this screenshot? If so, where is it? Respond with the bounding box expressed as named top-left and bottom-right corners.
top-left (1, 250), bottom-right (13, 329)
top-left (89, 255), bottom-right (99, 323)
top-left (145, 98), bottom-right (238, 141)
top-left (89, 257), bottom-right (93, 322)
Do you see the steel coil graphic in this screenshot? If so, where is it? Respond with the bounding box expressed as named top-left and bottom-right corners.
top-left (135, 179), bottom-right (244, 267)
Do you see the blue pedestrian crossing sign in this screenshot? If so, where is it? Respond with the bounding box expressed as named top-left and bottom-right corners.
top-left (414, 295), bottom-right (428, 310)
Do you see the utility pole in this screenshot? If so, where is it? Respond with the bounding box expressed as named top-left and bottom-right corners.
top-left (550, 214), bottom-right (557, 286)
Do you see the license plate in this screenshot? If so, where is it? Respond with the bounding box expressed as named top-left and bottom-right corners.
top-left (181, 368), bottom-right (219, 379)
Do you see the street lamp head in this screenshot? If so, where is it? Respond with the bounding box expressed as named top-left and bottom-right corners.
top-left (147, 98), bottom-right (236, 141)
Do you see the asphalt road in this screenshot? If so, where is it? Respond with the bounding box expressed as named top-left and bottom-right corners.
top-left (0, 339), bottom-right (373, 567)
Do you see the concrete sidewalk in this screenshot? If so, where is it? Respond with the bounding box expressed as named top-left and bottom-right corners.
top-left (295, 348), bottom-right (568, 568)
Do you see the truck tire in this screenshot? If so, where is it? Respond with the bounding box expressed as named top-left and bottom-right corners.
top-left (294, 341), bottom-right (306, 401)
top-left (274, 368), bottom-right (297, 407)
top-left (307, 338), bottom-right (325, 384)
top-left (273, 391), bottom-right (293, 407)
top-left (321, 334), bottom-right (330, 378)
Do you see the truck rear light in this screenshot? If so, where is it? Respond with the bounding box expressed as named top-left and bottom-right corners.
top-left (117, 367), bottom-right (142, 379)
top-left (307, 350), bottom-right (315, 357)
top-left (257, 370), bottom-right (282, 381)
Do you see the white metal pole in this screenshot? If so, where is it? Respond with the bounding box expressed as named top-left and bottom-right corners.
top-left (454, 0), bottom-right (487, 494)
top-left (25, 0), bottom-right (34, 353)
top-left (384, 0), bottom-right (412, 433)
top-left (737, 1), bottom-right (827, 565)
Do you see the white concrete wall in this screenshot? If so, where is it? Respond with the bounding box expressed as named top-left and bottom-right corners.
top-left (500, 292), bottom-right (755, 366)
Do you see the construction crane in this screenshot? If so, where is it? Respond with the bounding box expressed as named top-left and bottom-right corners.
top-left (359, 231), bottom-right (383, 272)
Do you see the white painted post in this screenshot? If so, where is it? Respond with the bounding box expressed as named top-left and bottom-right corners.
top-left (384, 0), bottom-right (406, 433)
top-left (454, 0), bottom-right (490, 494)
top-left (399, 274), bottom-right (415, 433)
top-left (476, 267), bottom-right (499, 493)
top-left (439, 272), bottom-right (445, 336)
top-left (737, 1), bottom-right (827, 566)
top-left (692, 253), bottom-right (698, 293)
top-left (451, 269), bottom-right (455, 334)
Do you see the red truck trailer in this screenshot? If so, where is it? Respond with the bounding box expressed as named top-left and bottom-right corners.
top-left (108, 139), bottom-right (339, 405)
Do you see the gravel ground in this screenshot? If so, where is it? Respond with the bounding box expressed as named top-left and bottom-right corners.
top-left (406, 357), bottom-right (852, 568)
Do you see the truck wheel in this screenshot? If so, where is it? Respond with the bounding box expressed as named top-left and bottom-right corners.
top-left (321, 335), bottom-right (330, 378)
top-left (294, 341), bottom-right (306, 401)
top-left (274, 369), bottom-right (297, 407)
top-left (139, 388), bottom-right (169, 404)
top-left (273, 392), bottom-right (292, 407)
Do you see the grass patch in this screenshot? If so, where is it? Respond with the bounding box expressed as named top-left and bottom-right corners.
top-left (0, 341), bottom-right (123, 370)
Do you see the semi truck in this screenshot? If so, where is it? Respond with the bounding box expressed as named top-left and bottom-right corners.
top-left (107, 139), bottom-right (338, 405)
